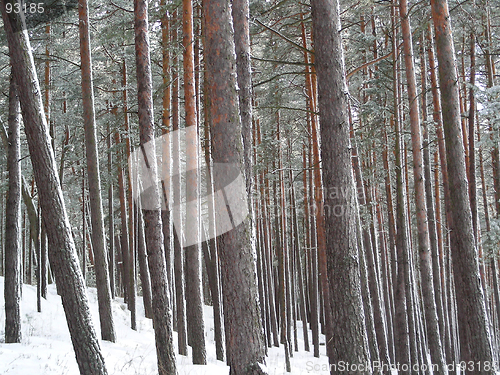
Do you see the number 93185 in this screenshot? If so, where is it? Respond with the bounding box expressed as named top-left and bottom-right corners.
top-left (5, 1), bottom-right (44, 14)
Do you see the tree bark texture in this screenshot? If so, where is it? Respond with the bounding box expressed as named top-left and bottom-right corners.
top-left (430, 0), bottom-right (495, 367)
top-left (399, 0), bottom-right (447, 370)
top-left (78, 0), bottom-right (116, 343)
top-left (310, 0), bottom-right (371, 370)
top-left (134, 0), bottom-right (177, 373)
top-left (1, 5), bottom-right (108, 374)
top-left (4, 74), bottom-right (22, 344)
top-left (203, 0), bottom-right (267, 373)
top-left (183, 0), bottom-right (206, 364)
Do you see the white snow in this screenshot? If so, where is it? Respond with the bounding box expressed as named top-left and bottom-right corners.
top-left (0, 277), bottom-right (330, 374)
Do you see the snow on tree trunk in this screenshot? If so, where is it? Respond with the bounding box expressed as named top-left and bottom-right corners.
top-left (1, 4), bottom-right (108, 374)
top-left (4, 74), bottom-right (22, 344)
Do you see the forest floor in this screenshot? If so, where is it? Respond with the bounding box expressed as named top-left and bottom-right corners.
top-left (0, 277), bottom-right (330, 374)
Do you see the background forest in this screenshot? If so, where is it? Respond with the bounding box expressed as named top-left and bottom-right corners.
top-left (1, 0), bottom-right (500, 373)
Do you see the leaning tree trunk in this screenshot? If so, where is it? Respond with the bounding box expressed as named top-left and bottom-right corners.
top-left (78, 0), bottom-right (116, 343)
top-left (134, 0), bottom-right (177, 373)
top-left (203, 0), bottom-right (267, 373)
top-left (1, 5), bottom-right (107, 374)
top-left (4, 74), bottom-right (22, 344)
top-left (430, 0), bottom-right (495, 366)
top-left (310, 0), bottom-right (371, 371)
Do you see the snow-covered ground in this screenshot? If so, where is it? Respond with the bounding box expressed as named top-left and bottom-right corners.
top-left (0, 277), bottom-right (330, 374)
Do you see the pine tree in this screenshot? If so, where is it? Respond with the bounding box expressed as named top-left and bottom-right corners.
top-left (4, 74), bottom-right (22, 344)
top-left (134, 0), bottom-right (177, 373)
top-left (203, 0), bottom-right (267, 373)
top-left (2, 4), bottom-right (108, 373)
top-left (310, 0), bottom-right (371, 370)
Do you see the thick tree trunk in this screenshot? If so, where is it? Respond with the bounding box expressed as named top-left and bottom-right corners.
top-left (134, 0), bottom-right (177, 373)
top-left (430, 0), bottom-right (495, 366)
top-left (1, 6), bottom-right (108, 374)
top-left (310, 0), bottom-right (371, 370)
top-left (4, 74), bottom-right (22, 344)
top-left (78, 0), bottom-right (115, 343)
top-left (203, 0), bottom-right (267, 373)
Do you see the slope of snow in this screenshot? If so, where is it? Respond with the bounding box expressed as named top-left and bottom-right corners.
top-left (0, 277), bottom-right (330, 374)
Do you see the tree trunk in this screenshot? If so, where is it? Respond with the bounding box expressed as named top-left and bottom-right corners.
top-left (171, 9), bottom-right (188, 356)
top-left (430, 0), bottom-right (495, 366)
top-left (203, 0), bottom-right (267, 372)
top-left (134, 0), bottom-right (177, 372)
top-left (137, 208), bottom-right (153, 319)
top-left (4, 74), bottom-right (22, 344)
top-left (183, 0), bottom-right (206, 364)
top-left (399, 0), bottom-right (447, 370)
top-left (2, 6), bottom-right (108, 374)
top-left (78, 0), bottom-right (116, 343)
top-left (310, 0), bottom-right (371, 370)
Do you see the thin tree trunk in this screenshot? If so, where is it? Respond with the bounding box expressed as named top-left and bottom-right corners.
top-left (391, 5), bottom-right (411, 369)
top-left (137, 208), bottom-right (153, 319)
top-left (4, 74), bottom-right (22, 344)
top-left (300, 15), bottom-right (319, 358)
top-left (121, 58), bottom-right (137, 331)
top-left (182, 0), bottom-right (206, 364)
top-left (78, 0), bottom-right (116, 342)
top-left (107, 123), bottom-right (115, 299)
top-left (289, 163), bottom-right (309, 352)
top-left (399, 0), bottom-right (446, 370)
top-left (115, 131), bottom-right (130, 304)
top-left (171, 9), bottom-right (188, 356)
top-left (134, 0), bottom-right (177, 373)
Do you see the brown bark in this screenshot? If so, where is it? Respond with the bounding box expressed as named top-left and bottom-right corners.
top-left (4, 74), bottom-right (22, 344)
top-left (399, 0), bottom-right (446, 370)
top-left (232, 0), bottom-right (253, 198)
top-left (430, 0), bottom-right (495, 366)
top-left (134, 0), bottom-right (177, 372)
top-left (137, 208), bottom-right (153, 319)
top-left (2, 5), bottom-right (108, 373)
top-left (171, 9), bottom-right (188, 357)
top-left (107, 123), bottom-right (115, 299)
top-left (311, 0), bottom-right (371, 370)
top-left (121, 59), bottom-right (137, 330)
top-left (183, 0), bottom-right (206, 364)
top-left (203, 0), bottom-right (266, 372)
top-left (78, 0), bottom-right (115, 342)
top-left (300, 15), bottom-right (320, 358)
top-left (202, 58), bottom-right (225, 361)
